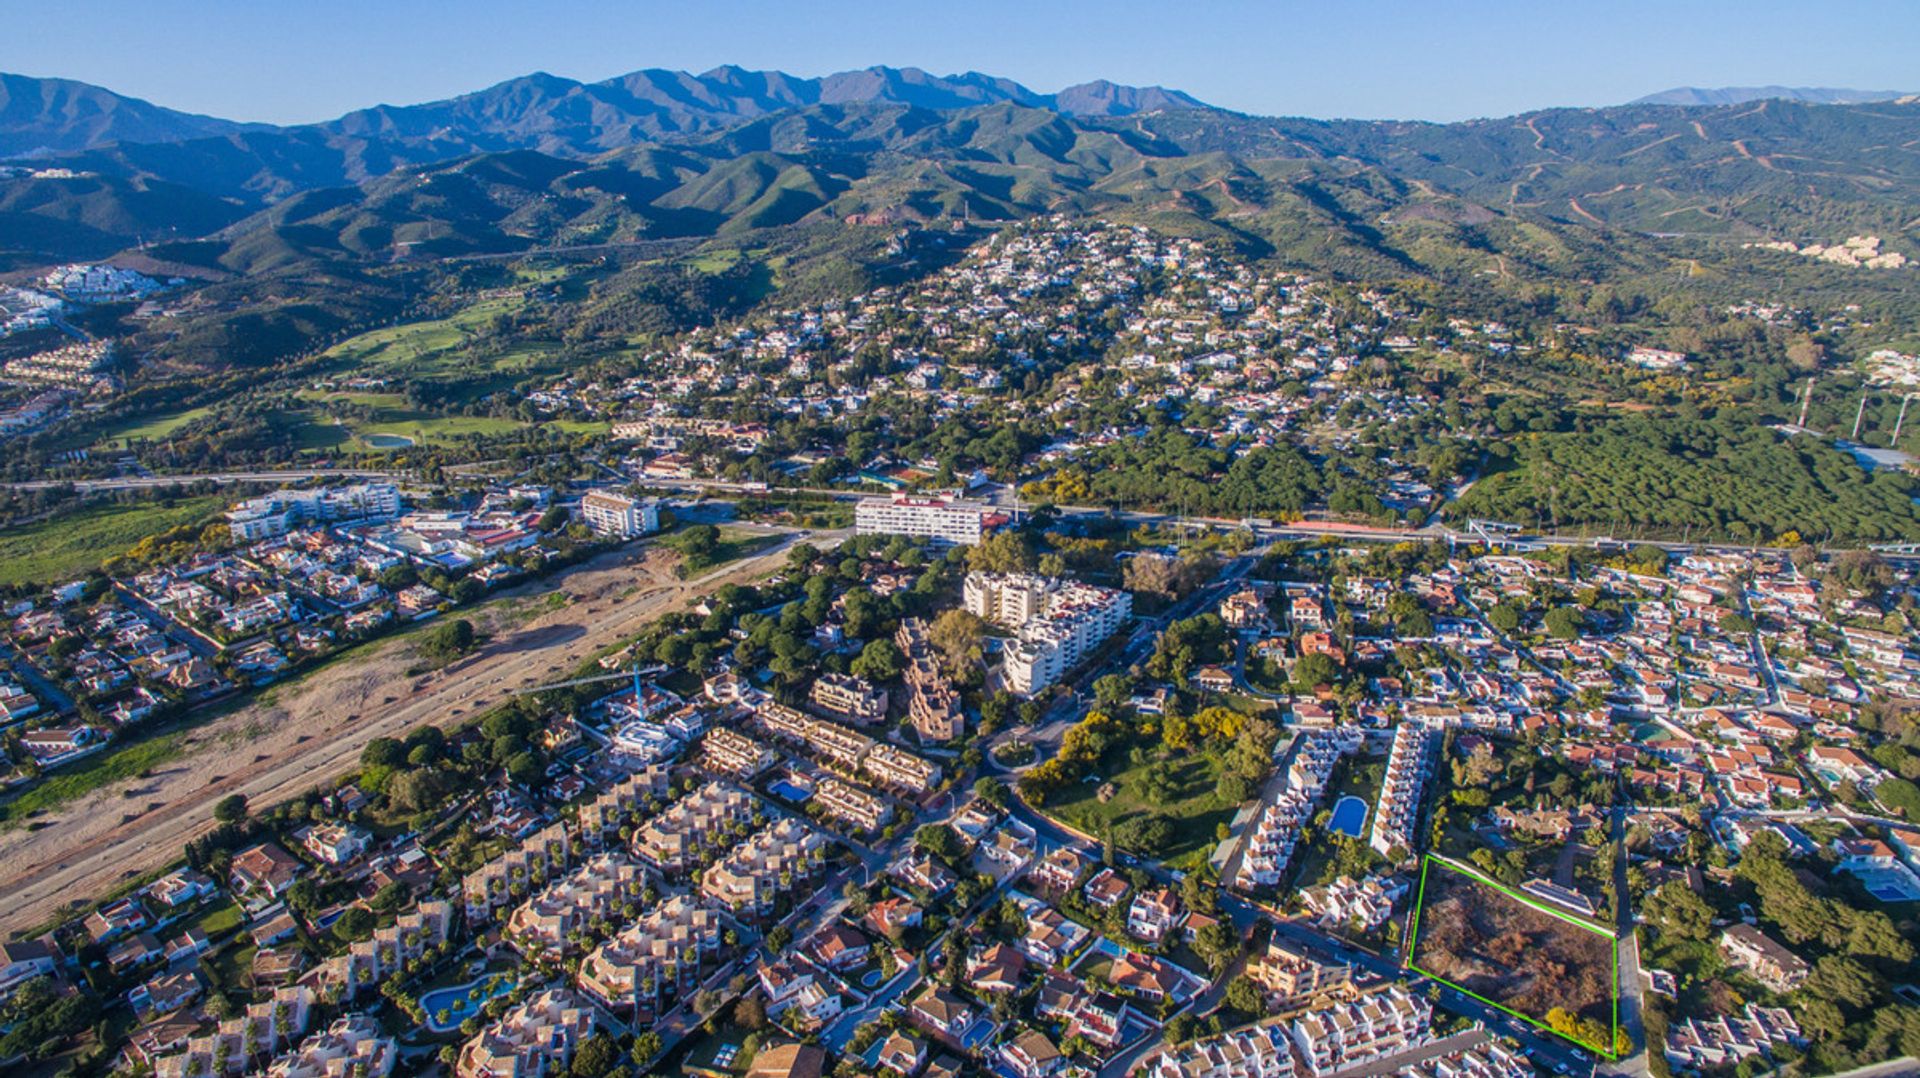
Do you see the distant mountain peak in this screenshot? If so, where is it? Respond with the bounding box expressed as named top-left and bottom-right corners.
top-left (1631, 85), bottom-right (1913, 107)
top-left (0, 71), bottom-right (257, 157)
top-left (1054, 79), bottom-right (1211, 116)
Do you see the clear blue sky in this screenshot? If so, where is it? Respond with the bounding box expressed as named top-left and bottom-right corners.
top-left (4, 0), bottom-right (1914, 125)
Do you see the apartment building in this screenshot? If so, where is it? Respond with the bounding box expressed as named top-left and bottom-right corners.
top-left (578, 491), bottom-right (659, 539)
top-left (1369, 724), bottom-right (1435, 857)
top-left (226, 483), bottom-right (402, 542)
top-left (506, 854), bottom-right (650, 952)
top-left (1289, 986), bottom-right (1431, 1076)
top-left (699, 817), bottom-right (830, 918)
top-left (577, 895), bottom-right (725, 1020)
top-left (757, 701), bottom-right (874, 769)
top-left (1235, 728), bottom-right (1363, 890)
top-left (463, 825), bottom-right (573, 923)
top-left (1300, 875), bottom-right (1405, 932)
top-left (1248, 937), bottom-right (1354, 1006)
top-left (1663, 1003), bottom-right (1803, 1072)
top-left (965, 572), bottom-right (1131, 695)
top-left (332, 900), bottom-right (452, 999)
top-left (755, 701), bottom-right (941, 792)
top-left (632, 782), bottom-right (757, 874)
top-left (964, 572), bottom-right (1054, 627)
top-left (864, 742), bottom-right (943, 795)
top-left (455, 987), bottom-right (596, 1078)
top-left (1720, 924), bottom-right (1810, 992)
top-left (814, 777), bottom-right (891, 832)
top-left (855, 493), bottom-right (995, 546)
top-left (576, 766), bottom-right (672, 848)
top-left (1395, 1042), bottom-right (1534, 1078)
top-left (897, 617), bottom-right (964, 743)
top-left (154, 986), bottom-right (316, 1078)
top-left (810, 672), bottom-right (889, 725)
top-left (1144, 1020), bottom-right (1297, 1078)
top-left (699, 728), bottom-right (780, 779)
top-left (266, 1015), bottom-right (395, 1078)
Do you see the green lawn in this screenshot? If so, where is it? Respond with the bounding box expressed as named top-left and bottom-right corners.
top-left (544, 419), bottom-right (612, 436)
top-left (1049, 747), bottom-right (1240, 873)
top-left (93, 406), bottom-right (215, 447)
top-left (184, 898), bottom-right (244, 941)
top-left (0, 495), bottom-right (227, 587)
top-left (273, 401), bottom-right (528, 451)
top-left (670, 525), bottom-right (784, 578)
top-left (321, 296), bottom-right (525, 373)
top-left (688, 247), bottom-right (744, 274)
top-left (0, 734), bottom-right (184, 826)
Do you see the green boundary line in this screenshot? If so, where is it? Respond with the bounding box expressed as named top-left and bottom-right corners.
top-left (1403, 852), bottom-right (1622, 1059)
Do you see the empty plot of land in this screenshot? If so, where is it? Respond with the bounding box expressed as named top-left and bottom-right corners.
top-left (1408, 855), bottom-right (1617, 1054)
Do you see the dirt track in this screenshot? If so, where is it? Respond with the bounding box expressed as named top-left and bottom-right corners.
top-left (0, 527), bottom-right (821, 938)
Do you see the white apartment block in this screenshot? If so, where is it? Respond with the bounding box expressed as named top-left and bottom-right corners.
top-left (579, 490), bottom-right (659, 539)
top-left (964, 571), bottom-right (1053, 627)
top-left (1369, 724), bottom-right (1436, 856)
top-left (1235, 728), bottom-right (1363, 890)
top-left (855, 493), bottom-right (993, 546)
top-left (577, 895), bottom-right (725, 1019)
top-left (965, 572), bottom-right (1132, 695)
top-left (814, 777), bottom-right (891, 832)
top-left (699, 728), bottom-right (779, 779)
top-left (463, 825), bottom-right (573, 923)
top-left (1396, 1041), bottom-right (1534, 1078)
top-left (577, 766), bottom-right (672, 847)
top-left (700, 817), bottom-right (830, 917)
top-left (506, 854), bottom-right (650, 952)
top-left (1144, 1021), bottom-right (1297, 1078)
top-left (455, 987), bottom-right (596, 1078)
top-left (810, 672), bottom-right (888, 724)
top-left (758, 701), bottom-right (874, 768)
top-left (332, 900), bottom-right (452, 998)
top-left (267, 1016), bottom-right (396, 1078)
top-left (632, 781), bottom-right (757, 874)
top-left (1289, 986), bottom-right (1431, 1076)
top-left (226, 483), bottom-right (403, 542)
top-left (756, 701), bottom-right (941, 792)
top-left (155, 986), bottom-right (316, 1078)
top-left (864, 742), bottom-right (943, 794)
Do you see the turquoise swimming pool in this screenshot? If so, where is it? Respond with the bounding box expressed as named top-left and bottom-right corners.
top-left (1329, 795), bottom-right (1369, 838)
top-left (421, 973), bottom-right (514, 1033)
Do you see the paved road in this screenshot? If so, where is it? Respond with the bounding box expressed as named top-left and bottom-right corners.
top-left (1820, 1058), bottom-right (1920, 1078)
top-left (1, 468), bottom-right (408, 493)
top-left (4, 467), bottom-right (1877, 564)
top-left (1606, 803), bottom-right (1649, 1077)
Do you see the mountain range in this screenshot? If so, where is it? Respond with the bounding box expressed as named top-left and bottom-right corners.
top-left (0, 65), bottom-right (1210, 161)
top-left (0, 72), bottom-right (260, 157)
top-left (2, 67), bottom-right (1917, 283)
top-left (1631, 85), bottom-right (1915, 107)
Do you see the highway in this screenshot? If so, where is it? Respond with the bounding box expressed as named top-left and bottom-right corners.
top-left (1, 466), bottom-right (1872, 564)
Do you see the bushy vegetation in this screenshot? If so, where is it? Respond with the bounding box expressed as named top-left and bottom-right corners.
top-left (1451, 414), bottom-right (1920, 542)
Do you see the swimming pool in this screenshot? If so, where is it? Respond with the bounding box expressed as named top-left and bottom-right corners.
top-left (421, 973), bottom-right (514, 1033)
top-left (769, 779), bottom-right (812, 802)
top-left (1328, 795), bottom-right (1368, 838)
